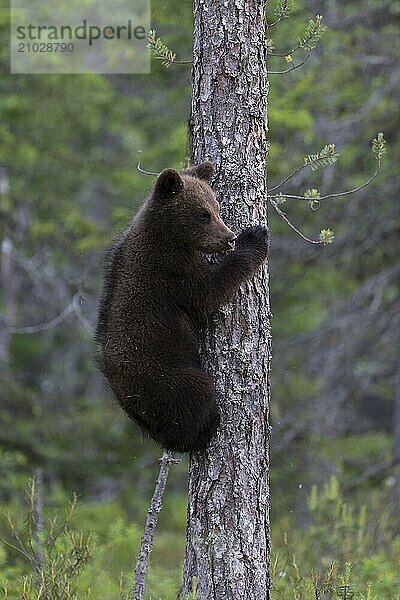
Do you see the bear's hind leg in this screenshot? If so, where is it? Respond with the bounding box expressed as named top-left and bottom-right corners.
top-left (147, 367), bottom-right (220, 453)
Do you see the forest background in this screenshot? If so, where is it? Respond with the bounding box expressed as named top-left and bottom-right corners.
top-left (0, 0), bottom-right (399, 596)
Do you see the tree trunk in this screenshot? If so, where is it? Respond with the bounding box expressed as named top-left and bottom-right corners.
top-left (184, 1), bottom-right (271, 598)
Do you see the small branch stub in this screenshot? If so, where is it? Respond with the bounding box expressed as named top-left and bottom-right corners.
top-left (133, 452), bottom-right (181, 600)
top-left (137, 150), bottom-right (159, 177)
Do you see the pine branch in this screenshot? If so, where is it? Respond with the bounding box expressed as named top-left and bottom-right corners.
top-left (268, 134), bottom-right (385, 246)
top-left (133, 452), bottom-right (182, 600)
top-left (32, 469), bottom-right (44, 575)
top-left (372, 131), bottom-right (386, 165)
top-left (269, 165), bottom-right (306, 193)
top-left (304, 144), bottom-right (340, 171)
top-left (268, 14), bottom-right (327, 57)
top-left (268, 52), bottom-right (311, 74)
top-left (147, 30), bottom-right (192, 68)
top-left (269, 199), bottom-right (332, 245)
top-left (1, 484), bottom-right (94, 597)
top-left (297, 15), bottom-right (327, 51)
top-left (0, 537), bottom-right (34, 563)
top-left (269, 170), bottom-right (378, 202)
top-left (268, 134), bottom-right (385, 203)
top-left (267, 0), bottom-right (294, 27)
top-left (269, 144), bottom-right (339, 193)
top-left (5, 513), bottom-right (32, 565)
top-left (46, 493), bottom-right (78, 551)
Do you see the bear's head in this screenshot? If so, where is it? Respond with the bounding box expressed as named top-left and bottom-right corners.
top-left (150, 162), bottom-right (236, 254)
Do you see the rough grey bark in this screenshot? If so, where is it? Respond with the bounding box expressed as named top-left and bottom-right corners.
top-left (183, 1), bottom-right (271, 598)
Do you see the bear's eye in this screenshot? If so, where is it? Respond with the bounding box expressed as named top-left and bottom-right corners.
top-left (198, 211), bottom-right (211, 223)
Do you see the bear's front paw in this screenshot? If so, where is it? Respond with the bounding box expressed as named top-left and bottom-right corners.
top-left (236, 225), bottom-right (269, 256)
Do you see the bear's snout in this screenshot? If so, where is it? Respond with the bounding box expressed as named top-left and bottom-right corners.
top-left (214, 217), bottom-right (236, 251)
top-left (225, 232), bottom-right (237, 251)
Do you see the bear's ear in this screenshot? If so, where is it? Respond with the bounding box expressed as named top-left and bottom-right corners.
top-left (183, 161), bottom-right (214, 183)
top-left (154, 169), bottom-right (184, 198)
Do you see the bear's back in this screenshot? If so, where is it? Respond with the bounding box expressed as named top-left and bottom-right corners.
top-left (95, 222), bottom-right (200, 377)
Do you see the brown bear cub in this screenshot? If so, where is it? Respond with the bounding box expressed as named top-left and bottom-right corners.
top-left (95, 162), bottom-right (269, 453)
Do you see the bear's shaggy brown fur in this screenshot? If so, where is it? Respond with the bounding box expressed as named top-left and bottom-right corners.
top-left (95, 162), bottom-right (269, 452)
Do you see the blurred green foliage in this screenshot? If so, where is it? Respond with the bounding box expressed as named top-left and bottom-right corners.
top-left (1, 477), bottom-right (399, 598)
